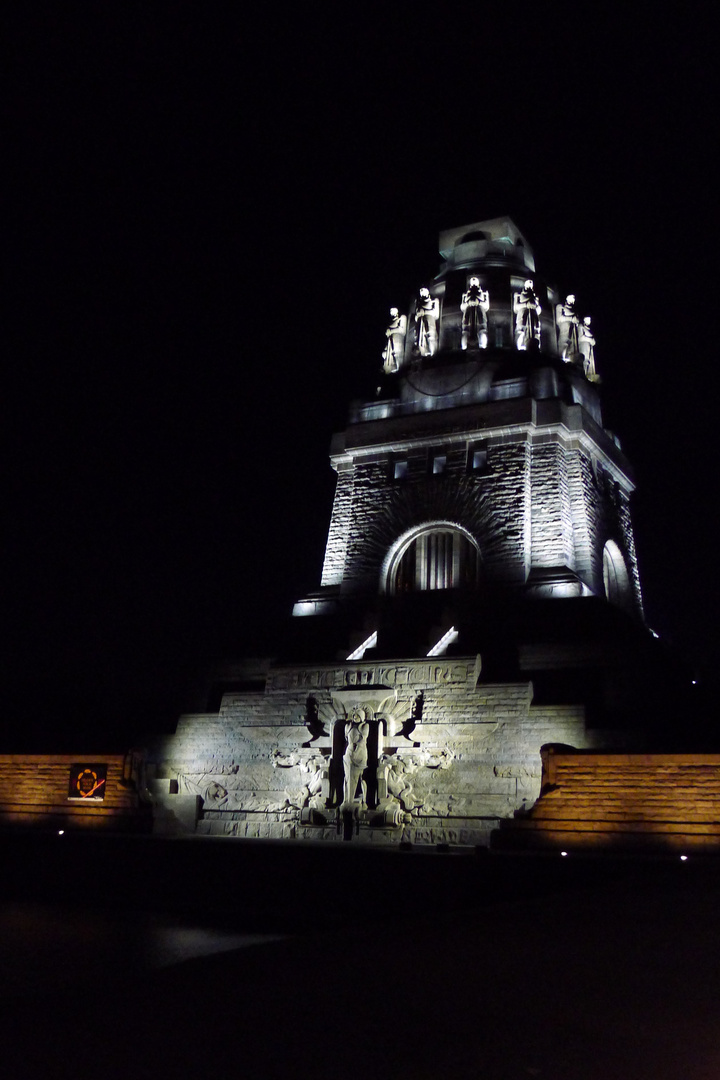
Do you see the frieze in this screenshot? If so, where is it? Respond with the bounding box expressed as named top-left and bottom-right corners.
top-left (266, 657), bottom-right (480, 692)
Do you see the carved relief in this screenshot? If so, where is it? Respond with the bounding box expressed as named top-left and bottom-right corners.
top-left (287, 754), bottom-right (329, 810)
top-left (342, 709), bottom-right (370, 809)
top-left (419, 747), bottom-right (453, 770)
top-left (378, 753), bottom-right (418, 811)
top-left (393, 690), bottom-right (423, 745)
top-left (271, 750), bottom-right (301, 769)
top-left (267, 660), bottom-right (475, 692)
top-left (302, 695), bottom-right (329, 747)
top-left (171, 683), bottom-right (467, 841)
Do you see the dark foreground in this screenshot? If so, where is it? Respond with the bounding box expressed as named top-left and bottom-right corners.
top-left (1, 833), bottom-right (719, 1079)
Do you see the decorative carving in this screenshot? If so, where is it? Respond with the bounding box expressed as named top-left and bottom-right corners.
top-left (302, 695), bottom-right (328, 747)
top-left (414, 288), bottom-right (439, 356)
top-left (460, 278), bottom-right (489, 350)
top-left (267, 660), bottom-right (475, 692)
top-left (394, 690), bottom-right (423, 745)
top-left (382, 754), bottom-right (418, 810)
top-left (514, 279), bottom-right (542, 350)
top-left (556, 294), bottom-right (579, 362)
top-left (342, 709), bottom-right (370, 809)
top-left (271, 749), bottom-right (300, 769)
top-left (205, 781), bottom-right (229, 803)
top-left (175, 773), bottom-right (230, 806)
top-left (292, 754), bottom-right (328, 810)
top-left (419, 747), bottom-right (453, 770)
top-left (382, 307), bottom-right (407, 372)
top-left (578, 316), bottom-right (597, 380)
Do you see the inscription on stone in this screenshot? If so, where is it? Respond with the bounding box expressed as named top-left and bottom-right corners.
top-left (267, 660), bottom-right (476, 692)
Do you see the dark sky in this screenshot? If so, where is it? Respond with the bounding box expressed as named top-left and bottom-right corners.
top-left (4, 9), bottom-right (717, 750)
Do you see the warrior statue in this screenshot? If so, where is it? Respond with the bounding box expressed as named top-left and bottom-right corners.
top-left (414, 288), bottom-right (439, 356)
top-left (514, 279), bottom-right (542, 350)
top-left (578, 316), bottom-right (597, 380)
top-left (382, 307), bottom-right (407, 372)
top-left (460, 277), bottom-right (490, 350)
top-left (556, 293), bottom-right (580, 362)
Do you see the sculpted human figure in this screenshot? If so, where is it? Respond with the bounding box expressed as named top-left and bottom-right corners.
top-left (414, 287), bottom-right (439, 356)
top-left (460, 277), bottom-right (490, 350)
top-left (296, 755), bottom-right (327, 810)
top-left (556, 293), bottom-right (579, 362)
top-left (386, 756), bottom-right (417, 810)
top-left (342, 710), bottom-right (369, 808)
top-left (514, 279), bottom-right (542, 350)
top-left (578, 316), bottom-right (597, 379)
top-left (382, 307), bottom-right (408, 372)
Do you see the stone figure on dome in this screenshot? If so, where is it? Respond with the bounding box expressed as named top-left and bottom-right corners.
top-left (414, 287), bottom-right (439, 356)
top-left (382, 307), bottom-right (408, 372)
top-left (514, 279), bottom-right (542, 350)
top-left (578, 316), bottom-right (597, 380)
top-left (342, 709), bottom-right (369, 809)
top-left (556, 294), bottom-right (580, 362)
top-left (460, 277), bottom-right (490, 350)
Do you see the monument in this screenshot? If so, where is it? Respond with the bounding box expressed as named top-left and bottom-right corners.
top-left (148, 216), bottom-right (681, 846)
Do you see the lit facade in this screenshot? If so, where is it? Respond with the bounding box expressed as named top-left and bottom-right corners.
top-left (149, 217), bottom-right (666, 846)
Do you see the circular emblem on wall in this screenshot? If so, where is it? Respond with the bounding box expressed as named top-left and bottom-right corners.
top-left (68, 764), bottom-right (107, 801)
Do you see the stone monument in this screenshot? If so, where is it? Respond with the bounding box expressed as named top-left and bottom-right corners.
top-left (150, 216), bottom-right (672, 848)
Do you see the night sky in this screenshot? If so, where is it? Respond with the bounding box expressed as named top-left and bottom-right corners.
top-left (4, 9), bottom-right (716, 751)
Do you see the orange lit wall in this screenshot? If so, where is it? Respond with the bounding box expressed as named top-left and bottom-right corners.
top-left (0, 754), bottom-right (148, 832)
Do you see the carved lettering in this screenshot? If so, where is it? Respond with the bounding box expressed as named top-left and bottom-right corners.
top-left (266, 660), bottom-right (473, 693)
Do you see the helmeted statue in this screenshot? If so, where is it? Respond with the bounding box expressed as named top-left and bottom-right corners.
top-left (414, 287), bottom-right (439, 356)
top-left (382, 307), bottom-right (407, 372)
top-left (556, 293), bottom-right (580, 362)
top-left (514, 279), bottom-right (542, 350)
top-left (460, 277), bottom-right (490, 350)
top-left (578, 316), bottom-right (597, 380)
top-left (342, 709), bottom-right (369, 809)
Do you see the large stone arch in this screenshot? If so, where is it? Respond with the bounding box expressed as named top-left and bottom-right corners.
top-left (381, 521), bottom-right (481, 595)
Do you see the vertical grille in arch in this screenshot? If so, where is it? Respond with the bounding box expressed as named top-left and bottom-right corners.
top-left (393, 528), bottom-right (479, 593)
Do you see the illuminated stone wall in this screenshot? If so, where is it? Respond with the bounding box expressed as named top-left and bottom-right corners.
top-left (149, 218), bottom-right (648, 847)
top-left (149, 661), bottom-right (604, 846)
top-left (321, 437), bottom-right (529, 594)
top-left (320, 398), bottom-right (641, 612)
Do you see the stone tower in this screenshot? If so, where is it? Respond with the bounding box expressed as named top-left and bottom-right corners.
top-left (296, 215), bottom-right (641, 647)
top-left (152, 217), bottom-right (665, 846)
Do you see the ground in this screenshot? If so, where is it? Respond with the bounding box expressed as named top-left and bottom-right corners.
top-left (1, 836), bottom-right (719, 1078)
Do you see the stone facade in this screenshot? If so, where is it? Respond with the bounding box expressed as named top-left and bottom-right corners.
top-left (150, 216), bottom-right (654, 846)
top-left (152, 660), bottom-right (603, 845)
top-left (321, 396), bottom-right (641, 613)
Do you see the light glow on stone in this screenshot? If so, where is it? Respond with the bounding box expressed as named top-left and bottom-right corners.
top-left (680, 855), bottom-right (688, 861)
top-left (427, 627), bottom-right (458, 657)
top-left (346, 631), bottom-right (378, 661)
top-left (560, 850), bottom-right (568, 856)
